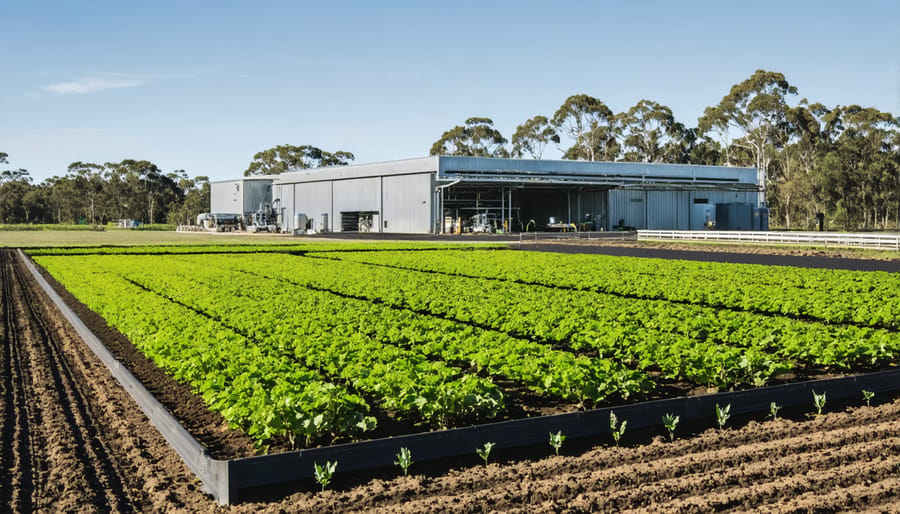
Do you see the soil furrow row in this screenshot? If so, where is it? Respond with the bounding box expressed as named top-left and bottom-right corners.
top-left (747, 476), bottom-right (900, 513)
top-left (351, 433), bottom-right (900, 513)
top-left (0, 252), bottom-right (37, 513)
top-left (633, 456), bottom-right (900, 513)
top-left (563, 436), bottom-right (900, 511)
top-left (10, 251), bottom-right (134, 512)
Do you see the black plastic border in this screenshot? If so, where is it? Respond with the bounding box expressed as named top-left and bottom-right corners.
top-left (20, 249), bottom-right (900, 504)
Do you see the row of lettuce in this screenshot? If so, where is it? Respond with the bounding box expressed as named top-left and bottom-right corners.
top-left (318, 249), bottom-right (900, 329)
top-left (31, 245), bottom-right (900, 449)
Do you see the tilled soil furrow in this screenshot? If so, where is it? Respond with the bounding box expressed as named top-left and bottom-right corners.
top-left (577, 405), bottom-right (900, 477)
top-left (10, 256), bottom-right (135, 512)
top-left (742, 476), bottom-right (900, 513)
top-left (559, 436), bottom-right (900, 512)
top-left (0, 253), bottom-right (38, 513)
top-left (331, 416), bottom-right (900, 513)
top-left (632, 456), bottom-right (900, 513)
top-left (0, 250), bottom-right (136, 513)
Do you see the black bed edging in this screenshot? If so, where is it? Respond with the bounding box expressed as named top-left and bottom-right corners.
top-left (20, 250), bottom-right (900, 505)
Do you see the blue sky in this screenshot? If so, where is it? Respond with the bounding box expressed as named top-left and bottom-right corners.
top-left (1, 1), bottom-right (898, 183)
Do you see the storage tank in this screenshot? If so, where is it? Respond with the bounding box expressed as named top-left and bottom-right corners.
top-left (293, 212), bottom-right (308, 235)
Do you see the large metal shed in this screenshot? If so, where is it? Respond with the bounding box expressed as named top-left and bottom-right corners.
top-left (265, 156), bottom-right (763, 234)
top-left (210, 177), bottom-right (275, 220)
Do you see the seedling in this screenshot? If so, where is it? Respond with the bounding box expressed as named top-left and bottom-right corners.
top-left (610, 411), bottom-right (627, 446)
top-left (813, 390), bottom-right (827, 415)
top-left (715, 403), bottom-right (731, 430)
top-left (662, 413), bottom-right (679, 442)
top-left (769, 401), bottom-right (781, 420)
top-left (549, 431), bottom-right (565, 455)
top-left (862, 389), bottom-right (874, 407)
top-left (394, 447), bottom-right (413, 476)
top-left (314, 461), bottom-right (337, 491)
top-left (476, 442), bottom-right (495, 465)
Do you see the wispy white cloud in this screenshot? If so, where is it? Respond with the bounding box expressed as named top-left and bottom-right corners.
top-left (42, 74), bottom-right (152, 95)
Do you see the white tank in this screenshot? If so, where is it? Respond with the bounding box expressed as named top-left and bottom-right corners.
top-left (293, 212), bottom-right (308, 235)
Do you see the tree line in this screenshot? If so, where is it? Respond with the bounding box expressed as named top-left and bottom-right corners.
top-left (2, 70), bottom-right (897, 230)
top-left (0, 143), bottom-right (357, 226)
top-left (0, 155), bottom-right (210, 226)
top-left (430, 70), bottom-right (900, 230)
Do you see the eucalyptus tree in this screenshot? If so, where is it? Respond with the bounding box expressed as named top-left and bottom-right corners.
top-left (552, 94), bottom-right (617, 161)
top-left (619, 100), bottom-right (687, 163)
top-left (167, 175), bottom-right (210, 225)
top-left (430, 117), bottom-right (509, 157)
top-left (683, 128), bottom-right (724, 165)
top-left (0, 165), bottom-right (33, 224)
top-left (67, 161), bottom-right (106, 224)
top-left (817, 105), bottom-right (899, 229)
top-left (244, 144), bottom-right (355, 176)
top-left (698, 70), bottom-right (798, 197)
top-left (511, 115), bottom-right (559, 159)
top-left (767, 101), bottom-right (829, 228)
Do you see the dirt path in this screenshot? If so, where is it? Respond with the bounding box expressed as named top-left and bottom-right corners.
top-left (0, 249), bottom-right (214, 512)
top-left (2, 247), bottom-right (899, 512)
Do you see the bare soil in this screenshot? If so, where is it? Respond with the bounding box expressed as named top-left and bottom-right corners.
top-left (3, 247), bottom-right (900, 512)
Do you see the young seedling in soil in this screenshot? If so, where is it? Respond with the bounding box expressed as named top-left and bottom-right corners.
top-left (715, 403), bottom-right (731, 430)
top-left (662, 413), bottom-right (679, 442)
top-left (549, 431), bottom-right (565, 455)
top-left (862, 389), bottom-right (874, 407)
top-left (769, 401), bottom-right (781, 420)
top-left (813, 390), bottom-right (827, 415)
top-left (314, 461), bottom-right (337, 492)
top-left (476, 442), bottom-right (495, 466)
top-left (610, 411), bottom-right (627, 446)
top-left (394, 447), bottom-right (413, 476)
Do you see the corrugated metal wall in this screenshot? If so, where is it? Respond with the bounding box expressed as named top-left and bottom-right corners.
top-left (382, 173), bottom-right (432, 233)
top-left (333, 177), bottom-right (382, 232)
top-left (608, 190), bottom-right (646, 229)
top-left (574, 190), bottom-right (608, 228)
top-left (210, 180), bottom-right (243, 214)
top-left (276, 184), bottom-right (294, 231)
top-left (294, 181), bottom-right (333, 232)
top-left (609, 189), bottom-right (762, 230)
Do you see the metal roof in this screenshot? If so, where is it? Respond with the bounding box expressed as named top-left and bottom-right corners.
top-left (271, 156), bottom-right (759, 190)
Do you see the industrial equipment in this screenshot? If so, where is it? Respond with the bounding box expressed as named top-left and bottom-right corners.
top-left (293, 212), bottom-right (309, 235)
top-left (469, 213), bottom-right (496, 233)
top-left (196, 213), bottom-right (242, 232)
top-left (546, 216), bottom-right (577, 231)
top-left (246, 199), bottom-right (283, 233)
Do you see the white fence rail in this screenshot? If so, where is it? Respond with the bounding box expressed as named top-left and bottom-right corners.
top-left (638, 230), bottom-right (900, 251)
top-left (519, 231), bottom-right (637, 242)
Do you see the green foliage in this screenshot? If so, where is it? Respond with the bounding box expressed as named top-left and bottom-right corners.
top-left (662, 413), bottom-right (679, 441)
top-left (619, 99), bottom-right (688, 164)
top-left (244, 144), bottom-right (354, 176)
top-left (476, 442), bottom-right (495, 465)
top-left (551, 94), bottom-right (617, 161)
top-left (0, 224), bottom-right (96, 231)
top-left (769, 402), bottom-right (781, 420)
top-left (609, 411), bottom-right (627, 446)
top-left (813, 390), bottom-right (827, 415)
top-left (36, 245), bottom-right (900, 451)
top-left (715, 403), bottom-right (731, 430)
top-left (320, 249), bottom-right (900, 386)
top-left (549, 431), bottom-right (565, 455)
top-left (511, 115), bottom-right (559, 159)
top-left (314, 461), bottom-right (337, 491)
top-left (862, 389), bottom-right (874, 407)
top-left (430, 118), bottom-right (509, 157)
top-left (394, 447), bottom-right (413, 476)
